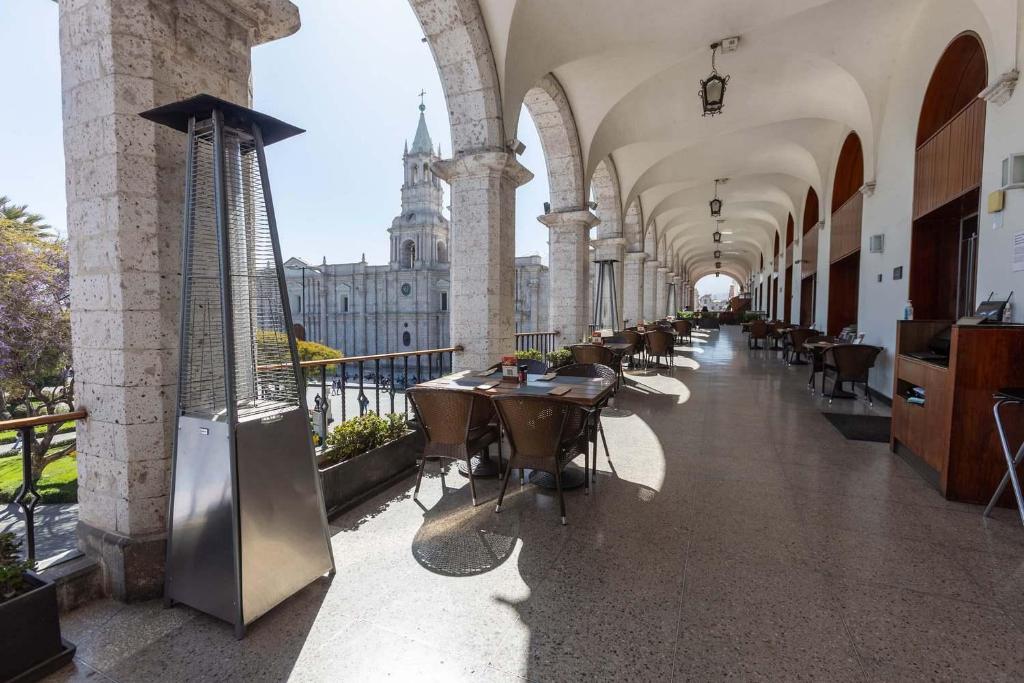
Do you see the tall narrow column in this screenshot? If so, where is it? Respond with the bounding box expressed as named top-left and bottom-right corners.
top-left (656, 267), bottom-right (669, 317)
top-left (622, 251), bottom-right (646, 325)
top-left (539, 210), bottom-right (600, 343)
top-left (434, 152), bottom-right (533, 371)
top-left (643, 259), bottom-right (660, 321)
top-left (60, 0), bottom-right (300, 600)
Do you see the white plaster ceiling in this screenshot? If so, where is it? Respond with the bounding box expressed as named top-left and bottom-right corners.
top-left (475, 0), bottom-right (982, 280)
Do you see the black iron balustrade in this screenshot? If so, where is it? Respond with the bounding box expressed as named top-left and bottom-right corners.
top-left (263, 346), bottom-right (462, 443)
top-left (0, 410), bottom-right (87, 564)
top-left (514, 331), bottom-right (560, 357)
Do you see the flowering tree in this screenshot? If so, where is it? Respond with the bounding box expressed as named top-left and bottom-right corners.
top-left (0, 210), bottom-right (74, 480)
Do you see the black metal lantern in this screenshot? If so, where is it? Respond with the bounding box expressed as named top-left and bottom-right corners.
top-left (699, 43), bottom-right (730, 117)
top-left (715, 261), bottom-right (722, 270)
top-left (713, 230), bottom-right (722, 243)
top-left (714, 249), bottom-right (722, 259)
top-left (715, 271), bottom-right (721, 277)
top-left (709, 178), bottom-right (723, 217)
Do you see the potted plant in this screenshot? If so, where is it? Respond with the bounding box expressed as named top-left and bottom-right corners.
top-left (514, 349), bottom-right (543, 362)
top-left (318, 412), bottom-right (420, 515)
top-left (0, 533), bottom-right (75, 682)
top-left (545, 347), bottom-right (573, 369)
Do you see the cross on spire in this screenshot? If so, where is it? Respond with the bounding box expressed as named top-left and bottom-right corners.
top-left (418, 89), bottom-right (426, 111)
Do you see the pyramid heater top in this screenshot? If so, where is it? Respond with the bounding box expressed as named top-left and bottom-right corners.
top-left (139, 93), bottom-right (304, 145)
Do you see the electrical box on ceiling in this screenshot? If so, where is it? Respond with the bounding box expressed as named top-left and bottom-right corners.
top-left (1002, 154), bottom-right (1024, 189)
top-left (869, 234), bottom-right (884, 253)
top-left (720, 36), bottom-right (741, 53)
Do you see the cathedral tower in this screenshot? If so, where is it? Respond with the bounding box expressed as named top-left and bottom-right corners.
top-left (389, 99), bottom-right (449, 270)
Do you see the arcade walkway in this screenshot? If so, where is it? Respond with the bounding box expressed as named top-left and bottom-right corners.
top-left (46, 328), bottom-right (1024, 682)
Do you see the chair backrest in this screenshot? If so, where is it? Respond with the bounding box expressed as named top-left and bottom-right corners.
top-left (619, 329), bottom-right (641, 348)
top-left (492, 395), bottom-right (574, 463)
top-left (789, 328), bottom-right (817, 348)
top-left (672, 320), bottom-right (692, 335)
top-left (646, 329), bottom-right (674, 354)
top-left (750, 320), bottom-right (768, 338)
top-left (408, 387), bottom-right (491, 447)
top-left (826, 344), bottom-right (882, 378)
top-left (571, 343), bottom-right (616, 365)
top-left (519, 358), bottom-right (548, 375)
top-left (555, 362), bottom-right (617, 384)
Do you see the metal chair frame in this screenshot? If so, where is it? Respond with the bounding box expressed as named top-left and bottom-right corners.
top-left (984, 391), bottom-right (1024, 526)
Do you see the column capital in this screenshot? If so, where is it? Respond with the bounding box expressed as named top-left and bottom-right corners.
top-left (433, 151), bottom-right (534, 187)
top-left (590, 236), bottom-right (626, 248)
top-left (537, 209), bottom-right (600, 230)
top-left (657, 266), bottom-right (669, 273)
top-left (624, 250), bottom-right (647, 262)
top-left (216, 0), bottom-right (301, 45)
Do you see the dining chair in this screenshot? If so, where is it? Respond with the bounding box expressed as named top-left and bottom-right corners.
top-left (571, 343), bottom-right (622, 385)
top-left (749, 320), bottom-right (768, 349)
top-left (407, 387), bottom-right (501, 506)
top-left (787, 328), bottom-right (818, 365)
top-left (645, 329), bottom-right (675, 369)
top-left (555, 363), bottom-right (616, 477)
top-left (492, 395), bottom-right (590, 525)
top-left (822, 344), bottom-right (882, 405)
top-left (672, 319), bottom-right (692, 346)
top-left (804, 335), bottom-right (834, 393)
top-left (519, 358), bottom-right (549, 374)
top-left (618, 329), bottom-right (645, 370)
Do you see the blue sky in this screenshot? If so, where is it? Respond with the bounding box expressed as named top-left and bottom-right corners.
top-left (0, 0), bottom-right (551, 265)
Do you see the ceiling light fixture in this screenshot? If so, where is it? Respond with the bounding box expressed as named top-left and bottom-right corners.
top-left (699, 43), bottom-right (731, 117)
top-left (714, 249), bottom-right (722, 259)
top-left (709, 178), bottom-right (724, 217)
top-left (713, 219), bottom-right (725, 244)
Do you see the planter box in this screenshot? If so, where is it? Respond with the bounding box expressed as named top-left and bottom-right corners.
top-left (0, 572), bottom-right (75, 682)
top-left (319, 429), bottom-right (422, 517)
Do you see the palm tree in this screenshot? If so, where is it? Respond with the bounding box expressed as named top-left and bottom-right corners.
top-left (0, 196), bottom-right (51, 233)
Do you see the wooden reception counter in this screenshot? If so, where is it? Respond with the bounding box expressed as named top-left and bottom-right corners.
top-left (891, 320), bottom-right (1024, 504)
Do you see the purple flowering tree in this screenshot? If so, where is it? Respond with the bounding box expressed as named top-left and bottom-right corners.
top-left (0, 214), bottom-right (74, 480)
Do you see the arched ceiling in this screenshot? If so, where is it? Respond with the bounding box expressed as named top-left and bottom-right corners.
top-left (475, 0), bottom-right (993, 280)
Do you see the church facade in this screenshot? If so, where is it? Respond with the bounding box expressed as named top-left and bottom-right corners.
top-left (286, 104), bottom-right (548, 357)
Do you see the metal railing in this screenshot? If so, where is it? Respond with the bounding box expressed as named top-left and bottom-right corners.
top-left (1, 410), bottom-right (87, 564)
top-left (265, 346), bottom-right (463, 442)
top-left (514, 331), bottom-right (560, 356)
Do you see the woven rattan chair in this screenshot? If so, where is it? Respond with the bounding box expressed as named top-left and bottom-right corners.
top-left (672, 319), bottom-right (692, 346)
top-left (618, 329), bottom-right (644, 369)
top-left (645, 329), bottom-right (674, 369)
top-left (556, 363), bottom-right (616, 475)
top-left (407, 387), bottom-right (501, 506)
top-left (786, 328), bottom-right (818, 365)
top-left (805, 334), bottom-right (834, 393)
top-left (822, 344), bottom-right (882, 405)
top-left (749, 320), bottom-right (768, 349)
top-left (492, 395), bottom-right (589, 525)
top-left (571, 343), bottom-right (622, 385)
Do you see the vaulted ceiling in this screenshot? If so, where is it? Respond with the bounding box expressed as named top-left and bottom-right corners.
top-left (475, 0), bottom-right (995, 283)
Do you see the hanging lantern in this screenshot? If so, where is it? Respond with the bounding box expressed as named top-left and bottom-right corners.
top-left (715, 261), bottom-right (722, 270)
top-left (713, 230), bottom-right (722, 243)
top-left (714, 249), bottom-right (722, 259)
top-left (715, 271), bottom-right (721, 277)
top-left (709, 178), bottom-right (723, 217)
top-left (699, 43), bottom-right (730, 117)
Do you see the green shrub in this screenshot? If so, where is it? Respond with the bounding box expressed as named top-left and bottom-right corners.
top-left (514, 348), bottom-right (543, 361)
top-left (323, 412), bottom-right (409, 465)
top-left (545, 347), bottom-right (572, 368)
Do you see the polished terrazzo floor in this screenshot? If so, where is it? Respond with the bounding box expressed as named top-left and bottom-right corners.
top-left (46, 327), bottom-right (1024, 681)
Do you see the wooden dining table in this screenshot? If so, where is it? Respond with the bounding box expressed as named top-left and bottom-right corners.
top-left (417, 369), bottom-right (616, 488)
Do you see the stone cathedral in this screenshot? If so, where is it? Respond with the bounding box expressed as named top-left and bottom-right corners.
top-left (285, 102), bottom-right (548, 357)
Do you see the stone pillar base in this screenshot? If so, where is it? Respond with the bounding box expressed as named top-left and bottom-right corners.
top-left (78, 521), bottom-right (166, 601)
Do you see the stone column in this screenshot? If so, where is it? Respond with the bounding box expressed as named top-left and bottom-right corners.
top-left (622, 251), bottom-right (645, 326)
top-left (643, 259), bottom-right (660, 321)
top-left (60, 0), bottom-right (299, 599)
top-left (539, 210), bottom-right (600, 342)
top-left (656, 267), bottom-right (669, 317)
top-left (433, 152), bottom-right (532, 371)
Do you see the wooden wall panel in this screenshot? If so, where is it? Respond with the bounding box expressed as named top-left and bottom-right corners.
top-left (913, 98), bottom-right (985, 220)
top-left (801, 227), bottom-right (818, 278)
top-left (830, 193), bottom-right (863, 264)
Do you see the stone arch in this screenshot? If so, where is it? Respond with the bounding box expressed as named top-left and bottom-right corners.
top-left (591, 157), bottom-right (622, 238)
top-left (522, 73), bottom-right (587, 213)
top-left (409, 0), bottom-right (504, 155)
top-left (623, 199), bottom-right (643, 252)
top-left (401, 239), bottom-right (416, 269)
top-left (917, 32), bottom-right (987, 146)
top-left (436, 240), bottom-right (448, 263)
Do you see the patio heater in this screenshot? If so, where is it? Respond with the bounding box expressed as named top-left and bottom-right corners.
top-left (140, 95), bottom-right (335, 638)
top-left (592, 258), bottom-right (620, 331)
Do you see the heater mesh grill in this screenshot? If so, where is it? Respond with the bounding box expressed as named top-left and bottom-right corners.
top-left (179, 123), bottom-right (299, 420)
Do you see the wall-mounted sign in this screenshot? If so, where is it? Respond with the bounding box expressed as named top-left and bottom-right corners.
top-left (893, 266), bottom-right (903, 280)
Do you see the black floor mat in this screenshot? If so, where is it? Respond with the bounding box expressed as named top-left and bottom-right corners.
top-left (822, 412), bottom-right (891, 442)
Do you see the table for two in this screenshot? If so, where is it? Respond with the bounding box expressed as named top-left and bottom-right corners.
top-left (418, 370), bottom-right (616, 489)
